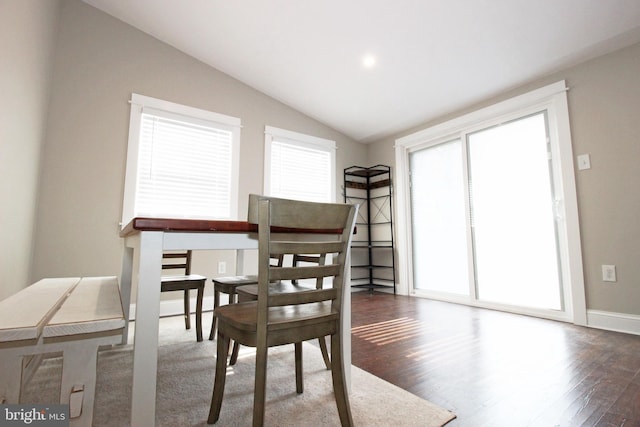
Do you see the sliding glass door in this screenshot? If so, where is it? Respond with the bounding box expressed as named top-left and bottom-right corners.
top-left (408, 110), bottom-right (568, 316)
top-left (396, 82), bottom-right (585, 322)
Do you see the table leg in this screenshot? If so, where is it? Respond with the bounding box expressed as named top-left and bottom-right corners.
top-left (119, 245), bottom-right (134, 345)
top-left (130, 231), bottom-right (162, 426)
top-left (235, 249), bottom-right (246, 274)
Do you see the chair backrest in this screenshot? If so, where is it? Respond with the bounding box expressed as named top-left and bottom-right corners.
top-left (162, 250), bottom-right (193, 275)
top-left (248, 194), bottom-right (358, 327)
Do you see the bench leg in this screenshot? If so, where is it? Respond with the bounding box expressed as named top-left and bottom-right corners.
top-left (60, 342), bottom-right (99, 427)
top-left (0, 352), bottom-right (23, 403)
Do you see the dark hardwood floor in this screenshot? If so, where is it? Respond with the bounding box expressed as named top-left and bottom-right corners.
top-left (350, 291), bottom-right (640, 427)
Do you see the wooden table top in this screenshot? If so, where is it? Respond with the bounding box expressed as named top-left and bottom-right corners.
top-left (120, 217), bottom-right (344, 237)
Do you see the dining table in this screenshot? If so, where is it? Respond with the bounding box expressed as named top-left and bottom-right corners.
top-left (119, 217), bottom-right (352, 426)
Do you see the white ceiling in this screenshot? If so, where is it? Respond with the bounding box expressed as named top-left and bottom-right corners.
top-left (83, 0), bottom-right (640, 143)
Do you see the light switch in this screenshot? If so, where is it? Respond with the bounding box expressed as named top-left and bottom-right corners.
top-left (577, 154), bottom-right (591, 170)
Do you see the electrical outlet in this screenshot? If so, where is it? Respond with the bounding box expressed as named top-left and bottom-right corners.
top-left (218, 261), bottom-right (226, 274)
top-left (602, 264), bottom-right (616, 282)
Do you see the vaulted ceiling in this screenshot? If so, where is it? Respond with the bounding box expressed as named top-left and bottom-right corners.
top-left (83, 0), bottom-right (640, 143)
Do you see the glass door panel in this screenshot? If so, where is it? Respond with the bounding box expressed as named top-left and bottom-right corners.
top-left (409, 140), bottom-right (469, 295)
top-left (467, 112), bottom-right (562, 310)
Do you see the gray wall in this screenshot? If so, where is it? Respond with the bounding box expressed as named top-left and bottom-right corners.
top-left (368, 42), bottom-right (640, 316)
top-left (29, 0), bottom-right (365, 297)
top-left (0, 0), bottom-right (60, 300)
top-left (3, 0), bottom-right (638, 321)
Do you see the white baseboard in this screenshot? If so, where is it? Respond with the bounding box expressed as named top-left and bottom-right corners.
top-left (587, 309), bottom-right (640, 336)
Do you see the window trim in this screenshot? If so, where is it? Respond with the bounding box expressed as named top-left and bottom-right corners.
top-left (263, 126), bottom-right (337, 203)
top-left (121, 93), bottom-right (241, 227)
top-left (395, 80), bottom-right (587, 325)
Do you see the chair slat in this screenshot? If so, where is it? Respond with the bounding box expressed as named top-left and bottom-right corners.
top-left (270, 241), bottom-right (343, 255)
top-left (268, 288), bottom-right (337, 307)
top-left (269, 265), bottom-right (340, 282)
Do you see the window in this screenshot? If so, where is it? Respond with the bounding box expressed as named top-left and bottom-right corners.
top-left (121, 94), bottom-right (241, 226)
top-left (263, 126), bottom-right (336, 203)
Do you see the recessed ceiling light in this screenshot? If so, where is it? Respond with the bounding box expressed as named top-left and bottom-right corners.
top-left (362, 55), bottom-right (376, 68)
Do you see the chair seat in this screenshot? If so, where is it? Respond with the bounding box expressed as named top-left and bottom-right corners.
top-left (215, 300), bottom-right (337, 347)
top-left (213, 275), bottom-right (258, 284)
top-left (236, 281), bottom-right (315, 299)
top-left (160, 274), bottom-right (207, 291)
top-left (212, 275), bottom-right (258, 293)
top-left (162, 274), bottom-right (207, 282)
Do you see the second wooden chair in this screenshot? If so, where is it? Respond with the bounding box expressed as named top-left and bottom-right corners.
top-left (161, 250), bottom-right (206, 342)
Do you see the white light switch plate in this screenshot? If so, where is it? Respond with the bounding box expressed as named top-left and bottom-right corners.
top-left (577, 154), bottom-right (591, 170)
top-left (602, 264), bottom-right (616, 282)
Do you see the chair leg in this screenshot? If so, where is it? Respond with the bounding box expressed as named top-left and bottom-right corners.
top-left (318, 336), bottom-right (331, 370)
top-left (295, 342), bottom-right (303, 393)
top-left (183, 289), bottom-right (191, 330)
top-left (207, 332), bottom-right (231, 424)
top-left (209, 289), bottom-right (220, 340)
top-left (330, 332), bottom-right (354, 427)
top-left (228, 293), bottom-right (240, 365)
top-left (229, 342), bottom-right (240, 365)
top-left (252, 346), bottom-right (268, 427)
top-left (195, 285), bottom-right (204, 342)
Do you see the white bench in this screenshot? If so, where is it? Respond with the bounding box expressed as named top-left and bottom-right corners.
top-left (0, 276), bottom-right (125, 427)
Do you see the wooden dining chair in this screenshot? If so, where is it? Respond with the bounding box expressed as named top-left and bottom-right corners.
top-left (161, 250), bottom-right (206, 342)
top-left (207, 194), bottom-right (357, 426)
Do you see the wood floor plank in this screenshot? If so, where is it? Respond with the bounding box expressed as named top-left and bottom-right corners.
top-left (350, 292), bottom-right (640, 427)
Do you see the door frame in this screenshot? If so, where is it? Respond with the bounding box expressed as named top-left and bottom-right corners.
top-left (394, 81), bottom-right (587, 325)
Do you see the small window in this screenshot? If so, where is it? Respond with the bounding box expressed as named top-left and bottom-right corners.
top-left (263, 126), bottom-right (336, 203)
top-left (121, 94), bottom-right (241, 226)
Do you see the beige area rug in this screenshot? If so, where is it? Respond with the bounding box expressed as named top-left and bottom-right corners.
top-left (22, 315), bottom-right (455, 426)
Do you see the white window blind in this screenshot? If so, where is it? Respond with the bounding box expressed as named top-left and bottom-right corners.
top-left (122, 94), bottom-right (240, 226)
top-left (264, 126), bottom-right (336, 203)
